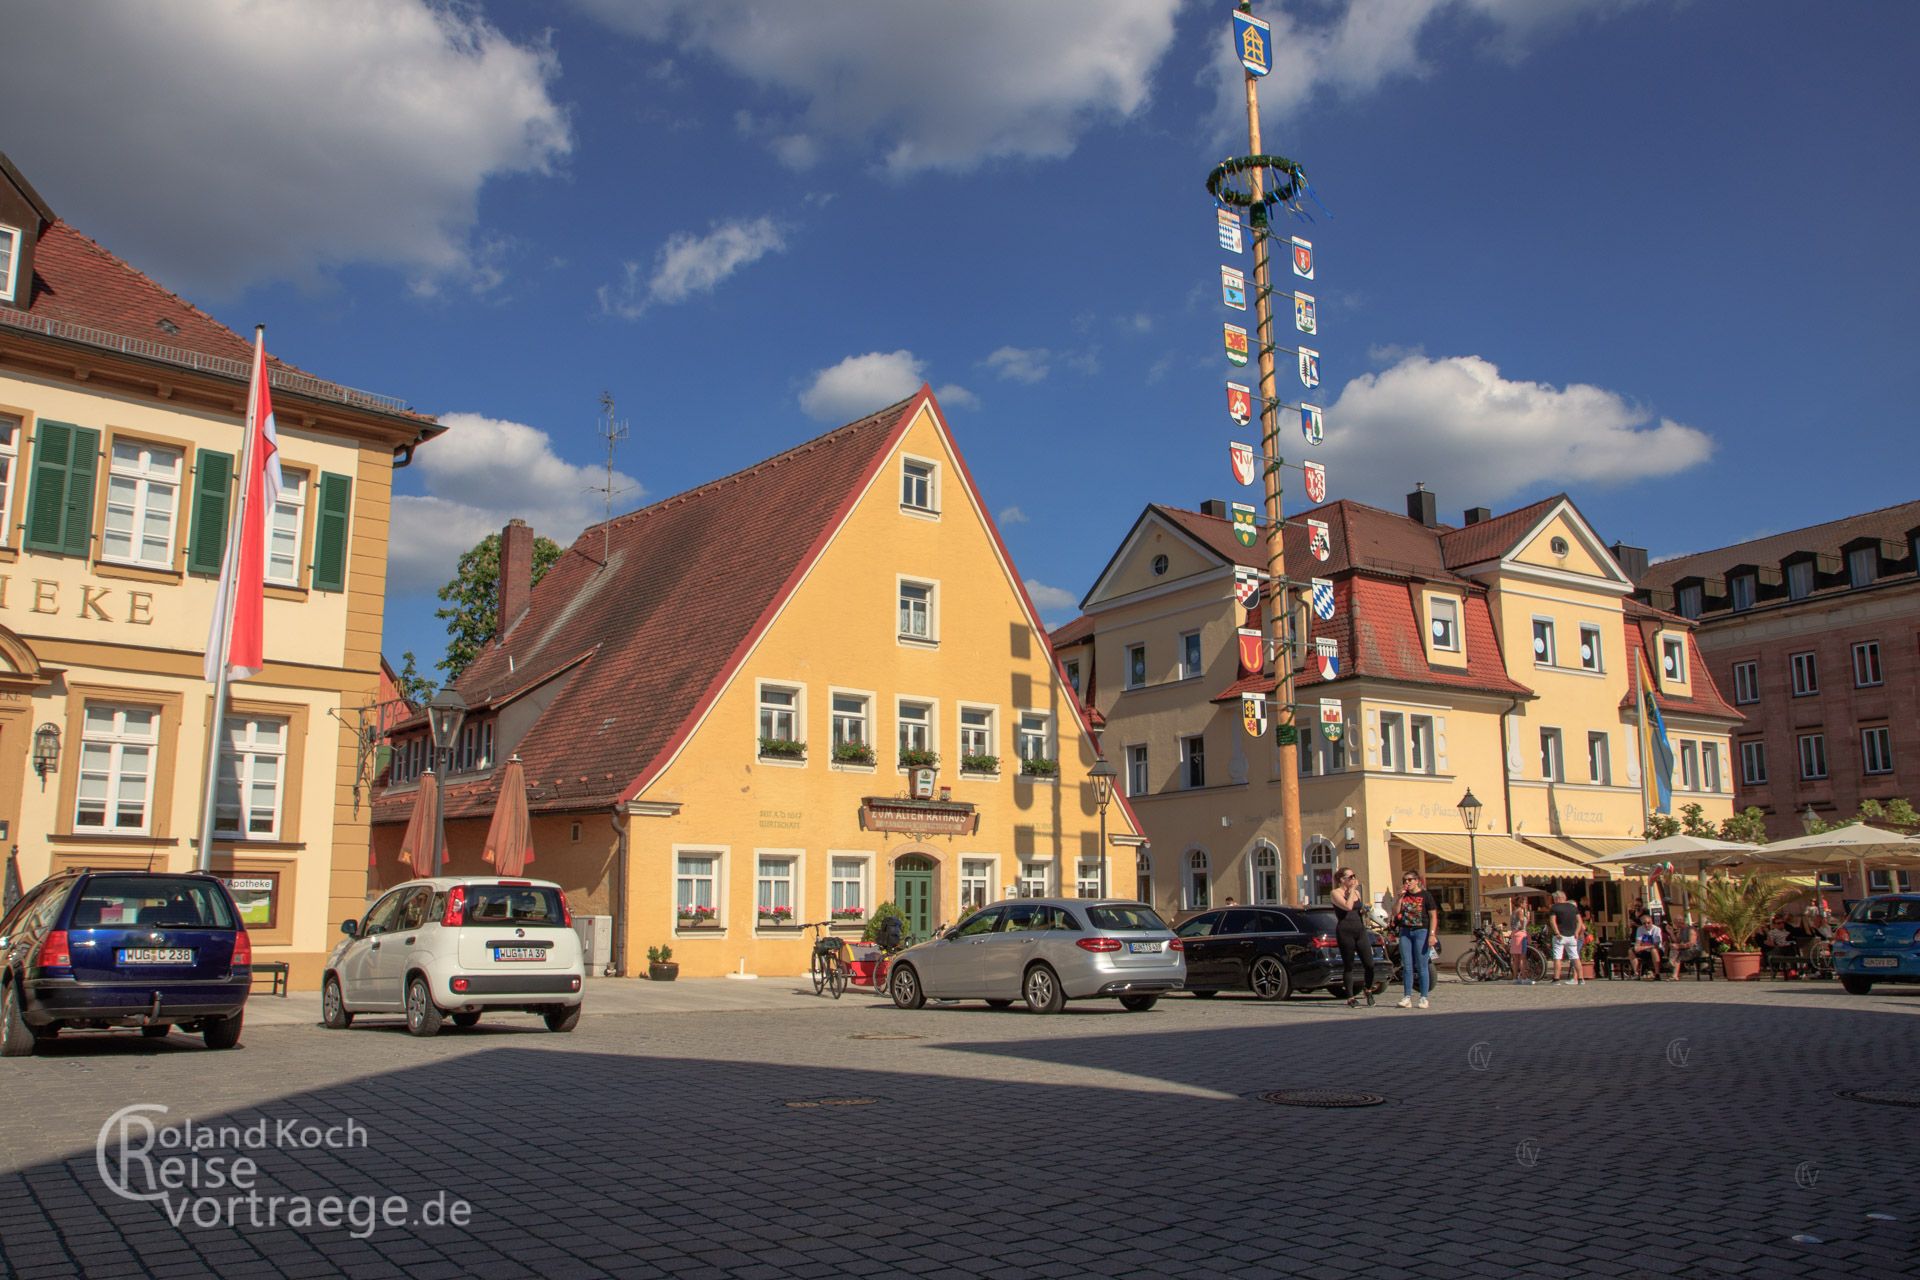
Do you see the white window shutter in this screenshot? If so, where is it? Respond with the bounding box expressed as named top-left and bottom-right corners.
top-left (1364, 708), bottom-right (1379, 769)
top-left (1434, 716), bottom-right (1448, 773)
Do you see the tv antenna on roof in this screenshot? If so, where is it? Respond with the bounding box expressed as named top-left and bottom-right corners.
top-left (590, 391), bottom-right (631, 566)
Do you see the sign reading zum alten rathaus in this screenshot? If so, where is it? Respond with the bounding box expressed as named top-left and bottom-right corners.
top-left (859, 798), bottom-right (980, 838)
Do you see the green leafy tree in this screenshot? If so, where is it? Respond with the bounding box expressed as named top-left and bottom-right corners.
top-left (1803, 797), bottom-right (1919, 836)
top-left (433, 531), bottom-right (564, 680)
top-left (394, 651), bottom-right (436, 704)
top-left (1717, 806), bottom-right (1771, 845)
top-left (1644, 812), bottom-right (1681, 840)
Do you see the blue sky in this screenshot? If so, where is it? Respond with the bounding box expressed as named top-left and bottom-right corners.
top-left (8, 1), bottom-right (1918, 677)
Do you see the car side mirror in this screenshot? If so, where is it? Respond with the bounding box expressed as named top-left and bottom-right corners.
top-left (340, 918), bottom-right (359, 938)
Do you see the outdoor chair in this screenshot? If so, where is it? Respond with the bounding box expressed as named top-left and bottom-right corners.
top-left (1595, 941), bottom-right (1635, 980)
top-left (1678, 950), bottom-right (1717, 981)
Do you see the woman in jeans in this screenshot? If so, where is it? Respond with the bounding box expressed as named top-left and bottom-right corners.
top-left (1395, 872), bottom-right (1441, 1009)
top-left (1330, 868), bottom-right (1376, 1007)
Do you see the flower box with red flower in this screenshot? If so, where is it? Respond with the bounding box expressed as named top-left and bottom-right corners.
top-left (757, 905), bottom-right (797, 928)
top-left (831, 906), bottom-right (866, 931)
top-left (676, 905), bottom-right (719, 930)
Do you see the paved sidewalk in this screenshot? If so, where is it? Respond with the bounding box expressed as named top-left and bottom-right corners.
top-left (244, 974), bottom-right (841, 1026)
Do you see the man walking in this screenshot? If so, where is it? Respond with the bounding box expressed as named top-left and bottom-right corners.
top-left (1549, 889), bottom-right (1583, 986)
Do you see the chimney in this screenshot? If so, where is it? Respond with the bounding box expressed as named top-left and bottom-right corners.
top-left (1609, 541), bottom-right (1650, 584)
top-left (1405, 483), bottom-right (1437, 528)
top-left (1463, 506), bottom-right (1491, 526)
top-left (1199, 499), bottom-right (1229, 519)
top-left (497, 518), bottom-right (534, 638)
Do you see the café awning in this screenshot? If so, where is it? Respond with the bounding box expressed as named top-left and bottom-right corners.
top-left (1519, 836), bottom-right (1645, 879)
top-left (1390, 832), bottom-right (1590, 877)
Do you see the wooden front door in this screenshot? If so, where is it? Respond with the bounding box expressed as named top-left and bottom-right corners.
top-left (894, 855), bottom-right (936, 941)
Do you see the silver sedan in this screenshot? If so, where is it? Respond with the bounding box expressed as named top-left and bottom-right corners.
top-left (886, 899), bottom-right (1184, 1013)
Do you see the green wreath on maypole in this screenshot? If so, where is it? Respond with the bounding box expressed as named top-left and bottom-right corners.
top-left (1205, 153), bottom-right (1302, 227)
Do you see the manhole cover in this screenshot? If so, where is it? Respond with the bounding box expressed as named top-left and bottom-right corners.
top-left (1836, 1088), bottom-right (1920, 1109)
top-left (1251, 1089), bottom-right (1387, 1108)
top-left (848, 1032), bottom-right (923, 1041)
top-left (781, 1096), bottom-right (884, 1110)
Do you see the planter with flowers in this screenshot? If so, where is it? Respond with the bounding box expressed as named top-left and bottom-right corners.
top-left (646, 945), bottom-right (678, 982)
top-left (960, 753), bottom-right (1000, 777)
top-left (1019, 756), bottom-right (1060, 780)
top-left (758, 737), bottom-right (807, 762)
top-left (899, 747), bottom-right (939, 771)
top-left (757, 905), bottom-right (797, 929)
top-left (1682, 873), bottom-right (1794, 980)
top-left (831, 906), bottom-right (867, 932)
top-left (676, 904), bottom-right (719, 930)
top-left (832, 741), bottom-right (876, 767)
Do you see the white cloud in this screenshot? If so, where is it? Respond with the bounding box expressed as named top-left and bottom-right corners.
top-left (0, 0), bottom-right (569, 298)
top-left (998, 506), bottom-right (1030, 526)
top-left (601, 216), bottom-right (786, 318)
top-left (389, 413), bottom-right (643, 595)
top-left (798, 350), bottom-right (926, 421)
top-left (1023, 580), bottom-right (1081, 617)
top-left (576, 0), bottom-right (1183, 174)
top-left (1316, 353), bottom-right (1713, 509)
top-left (984, 346), bottom-right (1052, 384)
top-left (934, 383), bottom-right (978, 410)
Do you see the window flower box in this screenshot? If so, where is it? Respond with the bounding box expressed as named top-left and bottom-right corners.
top-left (758, 737), bottom-right (807, 761)
top-left (831, 907), bottom-right (867, 929)
top-left (757, 906), bottom-right (797, 928)
top-left (676, 906), bottom-right (719, 929)
top-left (831, 741), bottom-right (876, 766)
top-left (1020, 756), bottom-right (1060, 779)
top-left (960, 753), bottom-right (1000, 775)
top-left (898, 748), bottom-right (940, 770)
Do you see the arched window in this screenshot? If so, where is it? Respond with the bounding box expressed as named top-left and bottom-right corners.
top-left (1186, 849), bottom-right (1211, 909)
top-left (1306, 838), bottom-right (1337, 905)
top-left (1252, 844), bottom-right (1280, 904)
top-left (1135, 850), bottom-right (1153, 904)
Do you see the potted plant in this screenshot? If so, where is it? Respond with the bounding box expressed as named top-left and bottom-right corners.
top-left (757, 904), bottom-right (796, 927)
top-left (1578, 934), bottom-right (1597, 981)
top-left (758, 737), bottom-right (807, 760)
top-left (898, 747), bottom-right (939, 770)
top-left (646, 945), bottom-right (678, 982)
top-left (831, 905), bottom-right (866, 928)
top-left (1683, 873), bottom-right (1794, 980)
top-left (1019, 756), bottom-right (1060, 779)
top-left (863, 901), bottom-right (908, 944)
top-left (676, 904), bottom-right (718, 929)
top-left (832, 740), bottom-right (876, 766)
top-left (960, 753), bottom-right (1000, 775)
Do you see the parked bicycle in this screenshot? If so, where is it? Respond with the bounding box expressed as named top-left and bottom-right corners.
top-left (804, 921), bottom-right (850, 999)
top-left (1456, 925), bottom-right (1546, 983)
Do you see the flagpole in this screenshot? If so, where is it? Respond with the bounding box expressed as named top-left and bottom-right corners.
top-left (196, 325), bottom-right (265, 871)
top-left (1241, 7), bottom-right (1304, 901)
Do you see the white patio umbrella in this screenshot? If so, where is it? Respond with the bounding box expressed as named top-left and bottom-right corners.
top-left (1737, 824), bottom-right (1920, 905)
top-left (1591, 834), bottom-right (1761, 924)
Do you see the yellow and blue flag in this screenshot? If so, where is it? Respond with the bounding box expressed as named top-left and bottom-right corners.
top-left (1638, 654), bottom-right (1675, 814)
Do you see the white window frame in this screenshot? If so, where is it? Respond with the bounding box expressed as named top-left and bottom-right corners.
top-left (1587, 731), bottom-right (1611, 786)
top-left (1702, 742), bottom-right (1722, 793)
top-left (1853, 641), bottom-right (1883, 688)
top-left (75, 702), bottom-right (160, 834)
top-left (1016, 711), bottom-right (1052, 767)
top-left (829, 687), bottom-right (873, 755)
top-left (756, 680), bottom-right (804, 759)
top-left (1540, 728), bottom-right (1564, 782)
top-left (1740, 740), bottom-right (1767, 786)
top-left (1578, 624), bottom-right (1604, 673)
top-left (1297, 722), bottom-right (1316, 777)
top-left (1531, 617), bottom-right (1557, 667)
top-left (1862, 726), bottom-right (1894, 776)
top-left (1732, 660), bottom-right (1759, 705)
top-left (1848, 546), bottom-right (1877, 588)
top-left (1790, 651), bottom-right (1818, 697)
top-left (673, 846), bottom-right (726, 930)
top-left (0, 225), bottom-right (18, 302)
top-left (265, 468), bottom-right (307, 587)
top-left (102, 438), bottom-right (184, 569)
top-left (1660, 634), bottom-right (1687, 685)
top-left (1251, 844), bottom-right (1281, 905)
top-left (1379, 712), bottom-right (1405, 772)
top-left (1409, 715), bottom-right (1435, 775)
top-left (1018, 860), bottom-right (1049, 899)
top-left (1180, 630), bottom-right (1204, 679)
top-left (1786, 559), bottom-right (1814, 600)
top-left (959, 856), bottom-right (997, 914)
top-left (0, 413), bottom-right (17, 549)
top-left (1126, 743), bottom-right (1149, 797)
top-left (897, 697), bottom-right (936, 763)
top-left (1075, 860), bottom-right (1102, 900)
top-left (828, 852), bottom-right (872, 921)
top-left (1185, 849), bottom-right (1211, 910)
top-left (1182, 733), bottom-right (1206, 789)
top-left (1679, 740), bottom-right (1699, 791)
top-left (958, 703), bottom-right (997, 769)
top-left (900, 454), bottom-right (939, 515)
top-left (1063, 659), bottom-right (1081, 694)
top-left (754, 850), bottom-right (802, 925)
top-left (1730, 573), bottom-right (1756, 611)
top-left (1797, 733), bottom-right (1828, 781)
top-left (1428, 596), bottom-right (1460, 653)
top-left (1125, 643), bottom-right (1147, 690)
top-left (896, 576), bottom-right (938, 644)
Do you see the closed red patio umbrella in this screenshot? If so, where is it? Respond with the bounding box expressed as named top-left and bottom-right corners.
top-left (482, 756), bottom-right (534, 877)
top-left (394, 769), bottom-right (439, 878)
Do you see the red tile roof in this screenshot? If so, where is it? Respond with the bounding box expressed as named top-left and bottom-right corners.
top-left (1638, 499), bottom-right (1920, 591)
top-left (1620, 601), bottom-right (1740, 721)
top-left (1438, 494), bottom-right (1563, 568)
top-left (1049, 615), bottom-right (1094, 647)
top-left (1157, 499), bottom-right (1475, 584)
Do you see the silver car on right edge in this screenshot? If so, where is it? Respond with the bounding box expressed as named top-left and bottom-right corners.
top-left (886, 899), bottom-right (1184, 1013)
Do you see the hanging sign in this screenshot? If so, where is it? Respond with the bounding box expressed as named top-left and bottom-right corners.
top-left (1242, 692), bottom-right (1268, 738)
top-left (1293, 291), bottom-right (1317, 335)
top-left (1217, 207), bottom-right (1243, 254)
top-left (1233, 566), bottom-right (1261, 608)
top-left (1230, 502), bottom-right (1257, 547)
top-left (1233, 10), bottom-right (1272, 76)
top-left (1302, 459), bottom-right (1327, 504)
top-left (1297, 346), bottom-right (1320, 389)
top-left (1300, 403), bottom-right (1324, 445)
top-left (1314, 636), bottom-right (1340, 680)
top-left (1307, 516), bottom-right (1331, 562)
top-left (1227, 381), bottom-right (1253, 425)
top-left (1238, 628), bottom-right (1264, 675)
top-left (1229, 441), bottom-right (1257, 487)
top-left (1223, 322), bottom-right (1249, 366)
top-left (1311, 577), bottom-right (1335, 621)
top-left (1320, 699), bottom-right (1344, 741)
top-left (1221, 265), bottom-right (1247, 311)
top-left (1291, 236), bottom-right (1315, 280)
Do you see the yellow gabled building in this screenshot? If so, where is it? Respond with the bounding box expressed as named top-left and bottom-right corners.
top-left (1056, 487), bottom-right (1739, 945)
top-left (373, 389), bottom-right (1142, 977)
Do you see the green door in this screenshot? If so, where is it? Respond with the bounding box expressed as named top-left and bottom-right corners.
top-left (895, 858), bottom-right (935, 941)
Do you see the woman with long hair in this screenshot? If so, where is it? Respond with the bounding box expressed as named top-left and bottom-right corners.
top-left (1395, 871), bottom-right (1440, 1009)
top-left (1330, 867), bottom-right (1376, 1007)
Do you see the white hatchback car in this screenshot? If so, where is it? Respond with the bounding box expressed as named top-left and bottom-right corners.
top-left (322, 877), bottom-right (585, 1036)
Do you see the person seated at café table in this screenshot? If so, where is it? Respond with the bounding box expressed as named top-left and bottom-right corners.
top-left (1632, 917), bottom-right (1664, 978)
top-left (1666, 917), bottom-right (1702, 979)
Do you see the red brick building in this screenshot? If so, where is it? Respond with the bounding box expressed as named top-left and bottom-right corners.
top-left (1636, 500), bottom-right (1920, 851)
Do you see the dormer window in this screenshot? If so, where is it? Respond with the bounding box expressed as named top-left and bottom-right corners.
top-left (1428, 596), bottom-right (1459, 652)
top-left (0, 225), bottom-right (19, 302)
top-left (1660, 634), bottom-right (1687, 685)
top-left (1848, 545), bottom-right (1877, 589)
top-left (1675, 583), bottom-right (1702, 619)
top-left (1786, 559), bottom-right (1814, 600)
top-left (1729, 573), bottom-right (1755, 611)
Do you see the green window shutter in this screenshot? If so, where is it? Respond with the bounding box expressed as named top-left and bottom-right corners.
top-left (186, 450), bottom-right (234, 575)
top-left (311, 471), bottom-right (352, 592)
top-left (22, 420), bottom-right (99, 556)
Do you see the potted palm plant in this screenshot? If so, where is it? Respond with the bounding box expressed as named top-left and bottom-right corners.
top-left (1683, 872), bottom-right (1794, 980)
top-left (646, 945), bottom-right (678, 982)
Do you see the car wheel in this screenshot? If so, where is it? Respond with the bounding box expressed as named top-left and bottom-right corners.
top-left (543, 1004), bottom-right (581, 1033)
top-left (1119, 995), bottom-right (1159, 1012)
top-left (451, 1011), bottom-right (482, 1028)
top-left (1841, 975), bottom-right (1873, 996)
top-left (140, 1025), bottom-right (170, 1039)
top-left (405, 977), bottom-right (444, 1037)
top-left (1188, 989), bottom-right (1218, 1000)
top-left (202, 1011), bottom-right (243, 1051)
top-left (890, 965), bottom-right (926, 1011)
top-left (986, 999), bottom-right (1014, 1010)
top-left (2, 981), bottom-right (39, 1057)
top-left (1023, 964), bottom-right (1066, 1014)
top-left (321, 975), bottom-right (354, 1029)
top-left (1250, 956), bottom-right (1292, 1002)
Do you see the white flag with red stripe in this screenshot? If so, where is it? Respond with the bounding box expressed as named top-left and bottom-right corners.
top-left (204, 334), bottom-right (284, 683)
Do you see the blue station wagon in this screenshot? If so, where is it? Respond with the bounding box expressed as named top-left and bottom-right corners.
top-left (1, 870), bottom-right (252, 1054)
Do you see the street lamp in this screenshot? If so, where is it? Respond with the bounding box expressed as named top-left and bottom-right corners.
top-left (1457, 787), bottom-right (1484, 932)
top-left (1800, 804), bottom-right (1820, 835)
top-left (1088, 756), bottom-right (1117, 899)
top-left (426, 689), bottom-right (468, 876)
top-left (31, 723), bottom-right (61, 782)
